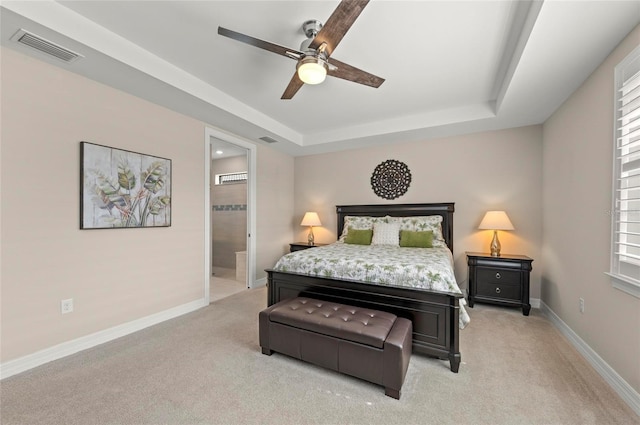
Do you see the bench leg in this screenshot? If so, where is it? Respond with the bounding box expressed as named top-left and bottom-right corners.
top-left (261, 347), bottom-right (273, 356)
top-left (385, 388), bottom-right (400, 400)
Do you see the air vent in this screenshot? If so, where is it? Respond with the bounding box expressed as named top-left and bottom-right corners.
top-left (259, 136), bottom-right (278, 144)
top-left (10, 29), bottom-right (83, 63)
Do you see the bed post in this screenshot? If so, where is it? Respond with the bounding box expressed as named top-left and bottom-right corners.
top-left (266, 271), bottom-right (275, 306)
top-left (449, 296), bottom-right (461, 373)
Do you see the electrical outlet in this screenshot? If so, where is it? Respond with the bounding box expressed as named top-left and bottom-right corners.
top-left (61, 298), bottom-right (74, 314)
top-left (579, 298), bottom-right (585, 314)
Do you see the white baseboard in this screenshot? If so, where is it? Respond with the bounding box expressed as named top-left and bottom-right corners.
top-left (530, 297), bottom-right (541, 309)
top-left (253, 277), bottom-right (267, 288)
top-left (540, 301), bottom-right (640, 417)
top-left (0, 298), bottom-right (207, 380)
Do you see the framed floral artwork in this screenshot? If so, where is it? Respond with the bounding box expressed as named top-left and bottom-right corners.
top-left (80, 142), bottom-right (171, 229)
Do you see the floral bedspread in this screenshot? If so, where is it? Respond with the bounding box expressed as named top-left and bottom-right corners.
top-left (273, 243), bottom-right (470, 328)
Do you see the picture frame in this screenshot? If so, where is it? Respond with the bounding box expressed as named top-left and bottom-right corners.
top-left (80, 142), bottom-right (172, 229)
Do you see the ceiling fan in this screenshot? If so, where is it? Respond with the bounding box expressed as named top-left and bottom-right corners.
top-left (217, 0), bottom-right (384, 100)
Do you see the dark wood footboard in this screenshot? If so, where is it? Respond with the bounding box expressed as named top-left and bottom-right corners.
top-left (266, 269), bottom-right (462, 373)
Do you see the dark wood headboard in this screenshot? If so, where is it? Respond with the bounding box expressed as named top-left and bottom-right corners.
top-left (336, 203), bottom-right (455, 252)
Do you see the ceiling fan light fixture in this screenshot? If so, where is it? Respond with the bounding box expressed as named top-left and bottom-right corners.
top-left (297, 56), bottom-right (327, 85)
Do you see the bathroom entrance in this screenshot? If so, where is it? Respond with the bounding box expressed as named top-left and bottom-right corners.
top-left (209, 135), bottom-right (253, 302)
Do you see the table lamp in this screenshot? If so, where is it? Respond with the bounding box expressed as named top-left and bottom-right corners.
top-left (301, 212), bottom-right (322, 245)
top-left (478, 211), bottom-right (514, 257)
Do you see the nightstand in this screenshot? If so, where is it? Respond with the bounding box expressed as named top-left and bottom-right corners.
top-left (289, 242), bottom-right (327, 252)
top-left (466, 252), bottom-right (533, 316)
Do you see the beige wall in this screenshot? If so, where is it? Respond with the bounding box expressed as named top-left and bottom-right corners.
top-left (256, 144), bottom-right (295, 280)
top-left (294, 126), bottom-right (543, 295)
top-left (0, 47), bottom-right (205, 362)
top-left (542, 25), bottom-right (640, 393)
top-left (0, 47), bottom-right (296, 364)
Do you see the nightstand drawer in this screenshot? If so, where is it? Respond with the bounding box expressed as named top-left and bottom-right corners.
top-left (476, 281), bottom-right (521, 301)
top-left (476, 269), bottom-right (520, 285)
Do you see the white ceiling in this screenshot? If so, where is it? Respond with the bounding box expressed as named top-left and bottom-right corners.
top-left (2, 1), bottom-right (639, 156)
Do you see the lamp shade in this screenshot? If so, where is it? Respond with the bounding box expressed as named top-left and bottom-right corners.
top-left (478, 211), bottom-right (514, 231)
top-left (300, 212), bottom-right (322, 227)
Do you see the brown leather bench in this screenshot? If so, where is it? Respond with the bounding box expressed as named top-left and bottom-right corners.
top-left (259, 297), bottom-right (412, 399)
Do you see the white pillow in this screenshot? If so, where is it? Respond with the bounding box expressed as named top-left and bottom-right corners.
top-left (371, 222), bottom-right (400, 245)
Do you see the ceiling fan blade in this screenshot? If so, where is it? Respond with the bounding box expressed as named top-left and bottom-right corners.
top-left (309, 0), bottom-right (369, 57)
top-left (218, 27), bottom-right (303, 59)
top-left (281, 72), bottom-right (304, 100)
top-left (327, 58), bottom-right (384, 88)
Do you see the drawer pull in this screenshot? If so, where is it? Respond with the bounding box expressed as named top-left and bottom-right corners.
top-left (496, 287), bottom-right (501, 294)
top-left (495, 272), bottom-right (501, 279)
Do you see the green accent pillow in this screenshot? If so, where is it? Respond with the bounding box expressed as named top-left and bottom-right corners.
top-left (399, 230), bottom-right (433, 248)
top-left (344, 228), bottom-right (373, 245)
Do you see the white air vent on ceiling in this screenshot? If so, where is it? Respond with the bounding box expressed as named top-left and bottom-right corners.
top-left (10, 29), bottom-right (83, 63)
top-left (259, 136), bottom-right (278, 144)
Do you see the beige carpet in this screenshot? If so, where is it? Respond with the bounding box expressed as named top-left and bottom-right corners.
top-left (1, 287), bottom-right (637, 425)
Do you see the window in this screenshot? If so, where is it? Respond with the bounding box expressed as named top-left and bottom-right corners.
top-left (214, 171), bottom-right (247, 185)
top-left (609, 44), bottom-right (640, 298)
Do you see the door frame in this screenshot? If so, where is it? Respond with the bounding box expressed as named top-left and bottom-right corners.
top-left (204, 127), bottom-right (257, 302)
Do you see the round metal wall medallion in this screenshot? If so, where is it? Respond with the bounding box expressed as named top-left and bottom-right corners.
top-left (370, 159), bottom-right (411, 200)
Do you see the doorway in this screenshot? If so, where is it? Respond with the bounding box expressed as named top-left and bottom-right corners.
top-left (204, 128), bottom-right (256, 303)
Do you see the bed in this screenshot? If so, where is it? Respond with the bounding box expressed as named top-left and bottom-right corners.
top-left (265, 203), bottom-right (466, 373)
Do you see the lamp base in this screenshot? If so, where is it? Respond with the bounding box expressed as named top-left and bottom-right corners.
top-left (490, 230), bottom-right (501, 257)
top-left (307, 227), bottom-right (315, 246)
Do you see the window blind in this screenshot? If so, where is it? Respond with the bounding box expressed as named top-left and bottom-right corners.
top-left (612, 46), bottom-right (640, 289)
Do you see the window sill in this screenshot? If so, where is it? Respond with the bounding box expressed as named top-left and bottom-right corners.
top-left (605, 272), bottom-right (640, 299)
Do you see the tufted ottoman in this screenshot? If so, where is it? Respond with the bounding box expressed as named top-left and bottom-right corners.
top-left (259, 297), bottom-right (412, 399)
